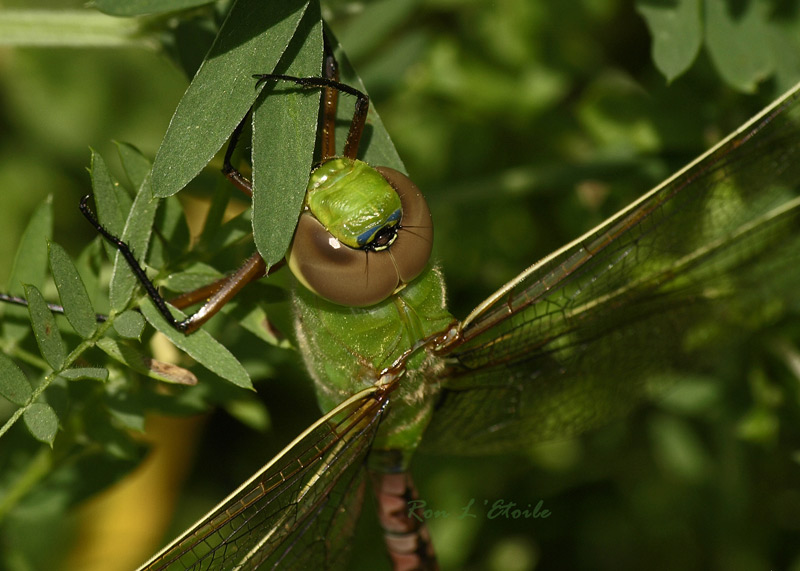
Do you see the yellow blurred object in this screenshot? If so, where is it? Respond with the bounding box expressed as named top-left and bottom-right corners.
top-left (62, 414), bottom-right (206, 571)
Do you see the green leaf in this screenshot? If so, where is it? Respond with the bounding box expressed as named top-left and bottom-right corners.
top-left (636, 0), bottom-right (702, 82)
top-left (23, 402), bottom-right (59, 446)
top-left (331, 34), bottom-right (405, 170)
top-left (59, 368), bottom-right (109, 382)
top-left (704, 0), bottom-right (773, 92)
top-left (5, 197), bottom-right (52, 295)
top-left (151, 0), bottom-right (312, 199)
top-left (48, 242), bottom-right (97, 339)
top-left (112, 310), bottom-right (146, 340)
top-left (198, 182), bottom-right (231, 244)
top-left (24, 284), bottom-right (66, 371)
top-left (0, 353), bottom-right (32, 405)
top-left (116, 141), bottom-right (152, 191)
top-left (2, 197), bottom-right (53, 343)
top-left (148, 195), bottom-right (191, 269)
top-left (161, 264), bottom-right (222, 292)
top-left (224, 397), bottom-right (271, 432)
top-left (765, 21), bottom-right (800, 94)
top-left (90, 150), bottom-right (131, 261)
top-left (94, 0), bottom-right (213, 17)
top-left (251, 4), bottom-right (322, 268)
top-left (96, 337), bottom-right (198, 385)
top-left (109, 177), bottom-right (159, 312)
top-left (139, 299), bottom-right (252, 389)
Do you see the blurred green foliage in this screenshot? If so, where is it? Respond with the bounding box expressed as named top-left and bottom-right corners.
top-left (0, 1), bottom-right (799, 570)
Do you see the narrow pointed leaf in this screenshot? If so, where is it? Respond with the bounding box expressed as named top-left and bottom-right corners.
top-left (110, 177), bottom-right (159, 312)
top-left (49, 242), bottom-right (97, 339)
top-left (90, 150), bottom-right (131, 261)
top-left (148, 195), bottom-right (190, 268)
top-left (116, 141), bottom-right (152, 191)
top-left (24, 284), bottom-right (65, 371)
top-left (0, 353), bottom-right (32, 405)
top-left (96, 337), bottom-right (198, 386)
top-left (2, 197), bottom-right (53, 343)
top-left (139, 300), bottom-right (252, 389)
top-left (23, 402), bottom-right (59, 445)
top-left (60, 368), bottom-right (109, 382)
top-left (331, 34), bottom-right (405, 170)
top-left (151, 0), bottom-right (311, 198)
top-left (251, 4), bottom-right (322, 268)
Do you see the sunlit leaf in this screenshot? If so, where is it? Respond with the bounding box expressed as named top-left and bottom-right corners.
top-left (151, 0), bottom-right (312, 198)
top-left (251, 3), bottom-right (322, 268)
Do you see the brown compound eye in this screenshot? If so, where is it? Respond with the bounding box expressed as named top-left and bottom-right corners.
top-left (287, 168), bottom-right (433, 307)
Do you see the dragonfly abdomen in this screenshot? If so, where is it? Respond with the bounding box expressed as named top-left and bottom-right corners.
top-left (369, 454), bottom-right (439, 571)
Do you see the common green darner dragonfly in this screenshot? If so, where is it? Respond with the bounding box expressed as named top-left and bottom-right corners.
top-left (1, 4), bottom-right (794, 571)
top-left (55, 18), bottom-right (799, 571)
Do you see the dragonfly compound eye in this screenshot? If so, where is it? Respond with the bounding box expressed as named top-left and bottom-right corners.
top-left (287, 162), bottom-right (433, 306)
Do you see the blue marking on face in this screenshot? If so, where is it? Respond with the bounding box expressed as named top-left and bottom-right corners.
top-left (356, 209), bottom-right (402, 247)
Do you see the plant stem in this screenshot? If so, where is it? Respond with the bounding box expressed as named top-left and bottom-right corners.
top-left (0, 10), bottom-right (157, 49)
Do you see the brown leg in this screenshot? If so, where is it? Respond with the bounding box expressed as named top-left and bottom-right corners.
top-left (251, 74), bottom-right (369, 161)
top-left (221, 112), bottom-right (254, 197)
top-left (171, 251), bottom-right (268, 333)
top-left (320, 34), bottom-right (339, 160)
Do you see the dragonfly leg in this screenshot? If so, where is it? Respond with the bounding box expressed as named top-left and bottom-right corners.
top-left (222, 111), bottom-right (254, 197)
top-left (80, 196), bottom-right (269, 333)
top-left (320, 33), bottom-right (339, 160)
top-left (165, 251), bottom-right (270, 333)
top-left (370, 468), bottom-right (439, 571)
top-left (252, 74), bottom-right (369, 161)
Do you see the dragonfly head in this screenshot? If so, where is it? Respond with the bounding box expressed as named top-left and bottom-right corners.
top-left (287, 158), bottom-right (433, 307)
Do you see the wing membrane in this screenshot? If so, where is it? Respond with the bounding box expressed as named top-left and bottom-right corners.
top-left (139, 387), bottom-right (388, 570)
top-left (423, 83), bottom-right (800, 453)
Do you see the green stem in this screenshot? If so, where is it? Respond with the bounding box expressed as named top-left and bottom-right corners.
top-left (0, 10), bottom-right (157, 49)
top-left (0, 318), bottom-right (116, 440)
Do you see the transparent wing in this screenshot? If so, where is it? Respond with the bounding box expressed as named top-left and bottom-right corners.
top-left (139, 387), bottom-right (388, 571)
top-left (422, 82), bottom-right (800, 454)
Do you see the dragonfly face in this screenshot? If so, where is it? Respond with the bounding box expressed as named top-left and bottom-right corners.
top-left (287, 157), bottom-right (434, 306)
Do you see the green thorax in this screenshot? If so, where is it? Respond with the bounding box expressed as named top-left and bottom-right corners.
top-left (293, 266), bottom-right (454, 461)
top-left (306, 158), bottom-right (402, 248)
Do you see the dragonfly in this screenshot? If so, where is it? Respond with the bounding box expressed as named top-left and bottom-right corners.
top-left (56, 21), bottom-right (795, 569)
top-left (2, 9), bottom-right (800, 571)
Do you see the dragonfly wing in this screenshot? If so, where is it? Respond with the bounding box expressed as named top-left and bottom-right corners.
top-left (139, 387), bottom-right (388, 571)
top-left (422, 84), bottom-right (800, 454)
